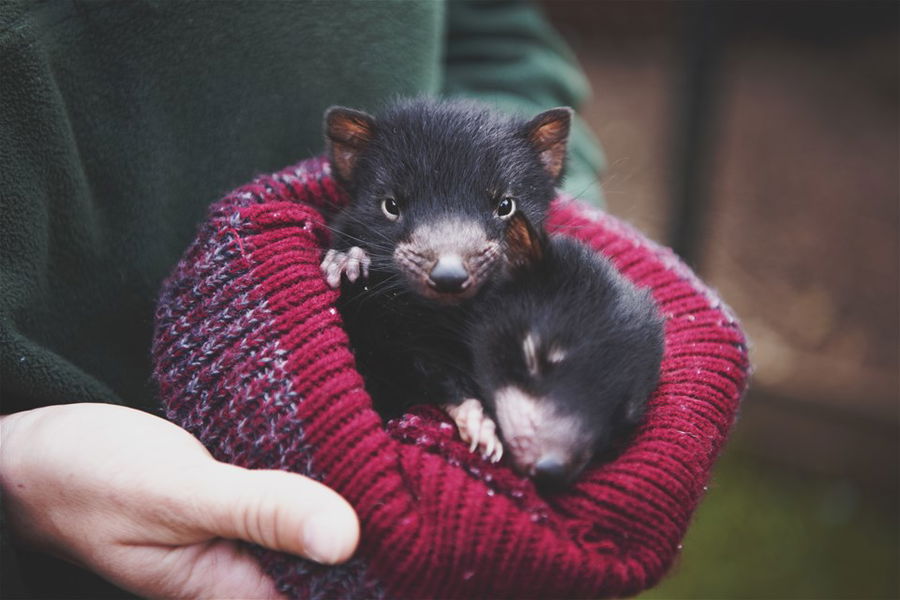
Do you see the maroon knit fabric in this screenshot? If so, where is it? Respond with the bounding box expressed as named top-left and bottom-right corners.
top-left (153, 156), bottom-right (749, 599)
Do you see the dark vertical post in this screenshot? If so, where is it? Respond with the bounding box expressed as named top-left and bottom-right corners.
top-left (667, 1), bottom-right (726, 269)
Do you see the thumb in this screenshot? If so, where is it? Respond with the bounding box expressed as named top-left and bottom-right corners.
top-left (192, 463), bottom-right (360, 565)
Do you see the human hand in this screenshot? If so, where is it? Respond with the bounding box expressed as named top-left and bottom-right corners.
top-left (0, 403), bottom-right (359, 599)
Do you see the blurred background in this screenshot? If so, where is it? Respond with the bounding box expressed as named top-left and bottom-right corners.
top-left (540, 1), bottom-right (899, 598)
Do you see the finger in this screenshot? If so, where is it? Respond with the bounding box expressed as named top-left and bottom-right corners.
top-left (194, 465), bottom-right (359, 565)
top-left (345, 255), bottom-right (360, 282)
top-left (483, 431), bottom-right (495, 460)
top-left (183, 539), bottom-right (288, 600)
top-left (108, 539), bottom-right (288, 600)
top-left (493, 442), bottom-right (503, 463)
top-left (465, 406), bottom-right (482, 453)
top-left (320, 250), bottom-right (336, 274)
top-left (481, 419), bottom-right (496, 459)
top-left (345, 247), bottom-right (367, 282)
top-left (326, 263), bottom-right (343, 288)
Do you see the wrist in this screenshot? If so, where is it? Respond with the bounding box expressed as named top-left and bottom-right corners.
top-left (1, 408), bottom-right (47, 550)
top-left (0, 404), bottom-right (109, 559)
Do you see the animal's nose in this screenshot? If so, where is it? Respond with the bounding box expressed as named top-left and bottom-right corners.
top-left (533, 456), bottom-right (570, 489)
top-left (429, 256), bottom-right (469, 293)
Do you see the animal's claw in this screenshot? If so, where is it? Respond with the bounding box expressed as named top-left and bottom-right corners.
top-left (320, 247), bottom-right (371, 288)
top-left (445, 398), bottom-right (504, 464)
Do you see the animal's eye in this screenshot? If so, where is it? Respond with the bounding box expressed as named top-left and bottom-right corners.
top-left (381, 197), bottom-right (400, 221)
top-left (495, 197), bottom-right (516, 220)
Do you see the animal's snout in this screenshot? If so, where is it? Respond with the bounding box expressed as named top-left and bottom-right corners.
top-left (532, 455), bottom-right (573, 489)
top-left (395, 218), bottom-right (500, 300)
top-left (428, 255), bottom-right (470, 293)
top-left (493, 385), bottom-right (591, 487)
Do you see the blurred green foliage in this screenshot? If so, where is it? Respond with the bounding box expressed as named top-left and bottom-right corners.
top-left (640, 446), bottom-right (899, 600)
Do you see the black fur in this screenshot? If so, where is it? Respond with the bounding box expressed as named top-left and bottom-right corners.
top-left (327, 98), bottom-right (564, 285)
top-left (467, 233), bottom-right (665, 485)
top-left (325, 98), bottom-right (569, 416)
top-left (324, 99), bottom-right (663, 485)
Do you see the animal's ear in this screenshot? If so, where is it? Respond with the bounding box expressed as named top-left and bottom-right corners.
top-left (324, 107), bottom-right (377, 183)
top-left (522, 107), bottom-right (573, 182)
top-left (506, 212), bottom-right (545, 269)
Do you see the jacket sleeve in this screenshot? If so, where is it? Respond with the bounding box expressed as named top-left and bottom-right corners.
top-left (442, 0), bottom-right (606, 206)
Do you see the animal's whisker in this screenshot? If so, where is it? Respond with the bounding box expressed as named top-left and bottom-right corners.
top-left (320, 225), bottom-right (395, 254)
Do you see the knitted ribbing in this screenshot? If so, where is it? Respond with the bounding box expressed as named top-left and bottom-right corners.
top-left (152, 156), bottom-right (749, 599)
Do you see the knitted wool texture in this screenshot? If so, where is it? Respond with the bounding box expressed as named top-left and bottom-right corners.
top-left (153, 156), bottom-right (749, 599)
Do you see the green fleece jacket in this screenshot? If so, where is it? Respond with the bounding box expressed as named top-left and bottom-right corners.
top-left (0, 1), bottom-right (603, 596)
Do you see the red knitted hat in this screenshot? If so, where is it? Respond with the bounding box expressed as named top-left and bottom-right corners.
top-left (153, 156), bottom-right (749, 599)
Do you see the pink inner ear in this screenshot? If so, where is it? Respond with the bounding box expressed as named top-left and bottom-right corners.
top-left (331, 146), bottom-right (357, 182)
top-left (529, 116), bottom-right (569, 180)
top-left (332, 118), bottom-right (373, 145)
top-left (327, 107), bottom-right (377, 147)
top-left (538, 143), bottom-right (566, 180)
top-left (326, 111), bottom-right (376, 181)
top-left (531, 118), bottom-right (568, 147)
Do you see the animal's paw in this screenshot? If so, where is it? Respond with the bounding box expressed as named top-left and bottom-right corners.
top-left (445, 398), bottom-right (504, 463)
top-left (320, 247), bottom-right (371, 288)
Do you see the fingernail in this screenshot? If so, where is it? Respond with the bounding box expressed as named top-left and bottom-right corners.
top-left (302, 511), bottom-right (356, 564)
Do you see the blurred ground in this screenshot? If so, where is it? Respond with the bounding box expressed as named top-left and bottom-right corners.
top-left (642, 445), bottom-right (899, 599)
top-left (543, 1), bottom-right (899, 598)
